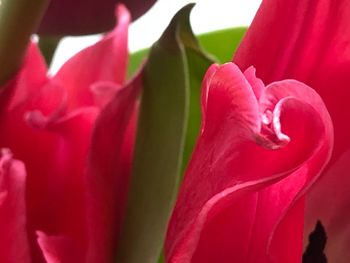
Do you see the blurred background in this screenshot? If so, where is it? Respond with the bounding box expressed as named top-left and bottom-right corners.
top-left (50, 0), bottom-right (262, 73)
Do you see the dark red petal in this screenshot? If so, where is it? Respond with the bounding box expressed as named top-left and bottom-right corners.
top-left (165, 63), bottom-right (333, 263)
top-left (85, 70), bottom-right (142, 262)
top-left (53, 4), bottom-right (130, 111)
top-left (38, 0), bottom-right (155, 35)
top-left (0, 150), bottom-right (30, 262)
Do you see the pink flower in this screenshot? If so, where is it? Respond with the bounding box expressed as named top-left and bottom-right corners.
top-left (234, 0), bottom-right (350, 262)
top-left (0, 5), bottom-right (140, 262)
top-left (165, 62), bottom-right (333, 262)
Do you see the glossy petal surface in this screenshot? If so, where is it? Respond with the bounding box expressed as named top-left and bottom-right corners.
top-left (165, 63), bottom-right (333, 263)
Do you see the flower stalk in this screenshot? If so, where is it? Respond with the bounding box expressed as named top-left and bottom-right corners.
top-left (0, 0), bottom-right (49, 84)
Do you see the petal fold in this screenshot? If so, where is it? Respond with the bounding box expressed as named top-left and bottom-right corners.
top-left (85, 70), bottom-right (142, 262)
top-left (165, 63), bottom-right (333, 263)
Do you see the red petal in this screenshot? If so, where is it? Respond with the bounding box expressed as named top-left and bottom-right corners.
top-left (243, 66), bottom-right (264, 100)
top-left (90, 81), bottom-right (122, 108)
top-left (0, 5), bottom-right (131, 262)
top-left (0, 150), bottom-right (30, 262)
top-left (53, 4), bottom-right (130, 111)
top-left (233, 0), bottom-right (350, 260)
top-left (85, 70), bottom-right (142, 262)
top-left (0, 43), bottom-right (47, 114)
top-left (304, 151), bottom-right (350, 263)
top-left (1, 104), bottom-right (98, 262)
top-left (37, 231), bottom-right (84, 263)
top-left (32, 108), bottom-right (99, 259)
top-left (165, 63), bottom-right (333, 263)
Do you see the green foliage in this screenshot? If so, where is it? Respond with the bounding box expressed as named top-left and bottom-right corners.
top-left (127, 27), bottom-right (247, 77)
top-left (198, 27), bottom-right (246, 63)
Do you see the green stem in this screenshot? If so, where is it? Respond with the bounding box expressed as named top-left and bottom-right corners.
top-left (38, 36), bottom-right (61, 66)
top-left (0, 0), bottom-right (49, 85)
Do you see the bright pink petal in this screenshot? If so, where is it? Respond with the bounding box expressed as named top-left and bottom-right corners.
top-left (165, 63), bottom-right (333, 263)
top-left (1, 101), bottom-right (98, 262)
top-left (29, 107), bottom-right (99, 262)
top-left (0, 67), bottom-right (91, 250)
top-left (243, 66), bottom-right (264, 100)
top-left (0, 43), bottom-right (47, 115)
top-left (0, 149), bottom-right (30, 262)
top-left (0, 53), bottom-right (58, 261)
top-left (233, 0), bottom-right (350, 259)
top-left (85, 71), bottom-right (142, 262)
top-left (53, 4), bottom-right (130, 111)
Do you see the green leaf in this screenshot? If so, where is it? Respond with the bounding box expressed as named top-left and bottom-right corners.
top-left (116, 4), bottom-right (212, 263)
top-left (198, 27), bottom-right (246, 63)
top-left (127, 48), bottom-right (148, 78)
top-left (38, 36), bottom-right (61, 66)
top-left (127, 27), bottom-right (247, 77)
top-left (180, 34), bottom-right (215, 175)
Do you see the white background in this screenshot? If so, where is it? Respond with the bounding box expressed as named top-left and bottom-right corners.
top-left (51, 0), bottom-right (262, 73)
